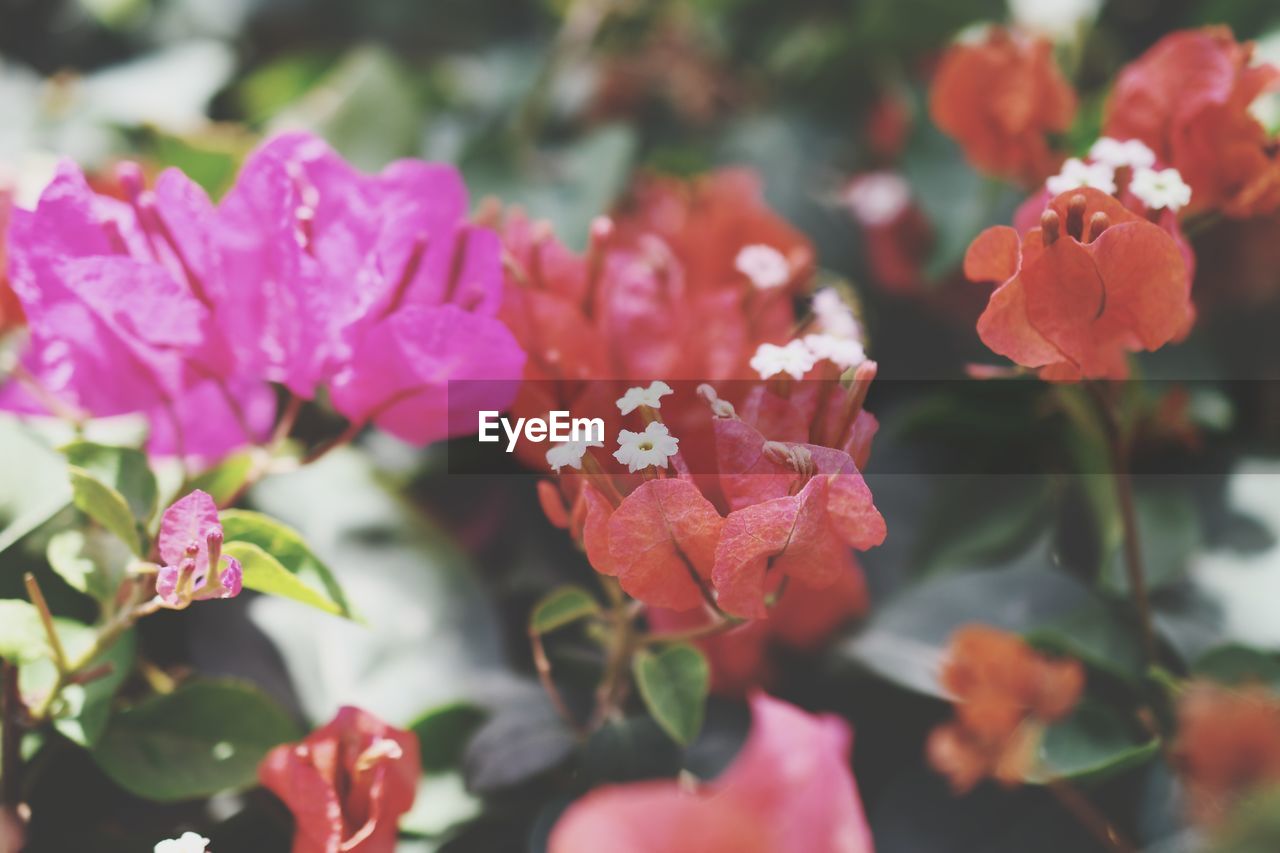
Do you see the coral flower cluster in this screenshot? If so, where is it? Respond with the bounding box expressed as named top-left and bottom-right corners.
top-left (927, 626), bottom-right (1085, 792)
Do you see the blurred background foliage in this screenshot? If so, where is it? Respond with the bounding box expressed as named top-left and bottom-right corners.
top-left (5, 0), bottom-right (1280, 850)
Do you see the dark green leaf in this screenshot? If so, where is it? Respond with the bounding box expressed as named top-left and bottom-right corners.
top-left (463, 704), bottom-right (575, 793)
top-left (1100, 490), bottom-right (1201, 597)
top-left (92, 680), bottom-right (300, 801)
top-left (1032, 701), bottom-right (1160, 784)
top-left (220, 509), bottom-right (354, 618)
top-left (840, 548), bottom-right (1093, 697)
top-left (1027, 602), bottom-right (1145, 682)
top-left (410, 702), bottom-right (488, 773)
top-left (1193, 644), bottom-right (1280, 690)
top-left (529, 586), bottom-right (599, 635)
top-left (68, 467), bottom-right (142, 556)
top-left (632, 643), bottom-right (709, 746)
top-left (581, 716), bottom-right (682, 785)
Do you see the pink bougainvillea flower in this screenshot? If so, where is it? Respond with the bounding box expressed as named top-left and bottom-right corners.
top-left (154, 490), bottom-right (242, 608)
top-left (216, 133), bottom-right (525, 445)
top-left (1104, 27), bottom-right (1280, 218)
top-left (965, 188), bottom-right (1194, 379)
top-left (1, 161), bottom-right (272, 463)
top-left (259, 706), bottom-right (420, 853)
top-left (549, 692), bottom-right (875, 853)
top-left (929, 27), bottom-right (1077, 185)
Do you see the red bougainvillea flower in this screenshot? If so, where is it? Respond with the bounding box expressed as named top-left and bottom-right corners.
top-left (259, 706), bottom-right (420, 853)
top-left (1173, 682), bottom-right (1280, 826)
top-left (927, 625), bottom-right (1084, 792)
top-left (217, 133), bottom-right (525, 446)
top-left (965, 188), bottom-right (1193, 378)
top-left (1104, 27), bottom-right (1280, 218)
top-left (842, 171), bottom-right (932, 293)
top-left (649, 568), bottom-right (868, 695)
top-left (549, 692), bottom-right (874, 853)
top-left (929, 27), bottom-right (1077, 185)
top-left (154, 490), bottom-right (241, 609)
top-left (0, 161), bottom-right (274, 464)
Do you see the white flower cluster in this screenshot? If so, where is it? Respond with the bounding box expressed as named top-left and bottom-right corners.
top-left (1045, 137), bottom-right (1192, 213)
top-left (735, 244), bottom-right (792, 290)
top-left (155, 833), bottom-right (210, 853)
top-left (748, 288), bottom-right (867, 381)
top-left (545, 382), bottom-right (682, 474)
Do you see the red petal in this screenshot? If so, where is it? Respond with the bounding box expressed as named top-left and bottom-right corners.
top-left (607, 479), bottom-right (723, 610)
top-left (964, 226), bottom-right (1021, 283)
top-left (1089, 220), bottom-right (1192, 351)
top-left (1021, 237), bottom-right (1106, 373)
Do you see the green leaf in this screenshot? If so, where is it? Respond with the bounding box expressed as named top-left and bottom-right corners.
top-left (1027, 602), bottom-right (1145, 682)
top-left (1100, 490), bottom-right (1201, 597)
top-left (92, 680), bottom-right (300, 801)
top-left (68, 467), bottom-right (142, 556)
top-left (462, 704), bottom-right (576, 793)
top-left (0, 600), bottom-right (51, 664)
top-left (20, 623), bottom-right (136, 746)
top-left (61, 442), bottom-right (157, 525)
top-left (224, 541), bottom-right (347, 617)
top-left (46, 528), bottom-right (130, 604)
top-left (529, 586), bottom-right (600, 635)
top-left (1032, 701), bottom-right (1161, 784)
top-left (632, 643), bottom-right (709, 746)
top-left (185, 450), bottom-right (257, 507)
top-left (220, 510), bottom-right (353, 617)
top-left (410, 702), bottom-right (488, 773)
top-left (0, 417), bottom-right (73, 557)
top-left (1193, 644), bottom-right (1280, 690)
top-left (839, 547), bottom-right (1093, 698)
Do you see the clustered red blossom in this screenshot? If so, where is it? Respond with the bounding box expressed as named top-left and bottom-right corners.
top-left (927, 626), bottom-right (1084, 793)
top-left (1173, 682), bottom-right (1280, 827)
top-left (928, 27), bottom-right (1077, 186)
top-left (259, 707), bottom-right (420, 853)
top-left (549, 693), bottom-right (875, 852)
top-left (0, 133), bottom-right (525, 464)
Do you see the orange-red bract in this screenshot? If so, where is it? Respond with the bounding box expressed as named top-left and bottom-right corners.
top-left (259, 706), bottom-right (420, 853)
top-left (965, 188), bottom-right (1193, 379)
top-left (926, 625), bottom-right (1085, 793)
top-left (1174, 682), bottom-right (1280, 826)
top-left (929, 27), bottom-right (1077, 186)
top-left (1104, 26), bottom-right (1280, 218)
top-left (548, 693), bottom-right (875, 853)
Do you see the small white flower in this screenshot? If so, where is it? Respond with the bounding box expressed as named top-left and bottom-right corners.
top-left (615, 380), bottom-right (674, 415)
top-left (613, 421), bottom-right (680, 473)
top-left (1046, 158), bottom-right (1117, 196)
top-left (750, 340), bottom-right (818, 381)
top-left (735, 244), bottom-right (791, 290)
top-left (546, 437), bottom-right (604, 472)
top-left (1088, 137), bottom-right (1157, 170)
top-left (844, 172), bottom-right (911, 226)
top-left (803, 334), bottom-right (866, 370)
top-left (1129, 167), bottom-right (1192, 212)
top-left (155, 832), bottom-right (211, 853)
top-left (1009, 0), bottom-right (1102, 39)
top-left (811, 288), bottom-right (863, 341)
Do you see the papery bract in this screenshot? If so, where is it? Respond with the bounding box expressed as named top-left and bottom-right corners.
top-left (929, 27), bottom-right (1076, 185)
top-left (965, 188), bottom-right (1193, 379)
top-left (154, 490), bottom-right (241, 608)
top-left (549, 692), bottom-right (874, 853)
top-left (259, 706), bottom-right (420, 853)
top-left (1104, 27), bottom-right (1280, 218)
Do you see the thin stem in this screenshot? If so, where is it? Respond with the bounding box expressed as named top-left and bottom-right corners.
top-left (1088, 383), bottom-right (1157, 668)
top-left (1048, 779), bottom-right (1137, 853)
top-left (1, 662), bottom-right (23, 808)
top-left (270, 393), bottom-right (305, 451)
top-left (640, 613), bottom-right (742, 647)
top-left (22, 575), bottom-right (66, 674)
top-left (529, 629), bottom-right (583, 735)
top-left (588, 595), bottom-right (637, 730)
top-left (301, 420), bottom-right (364, 467)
